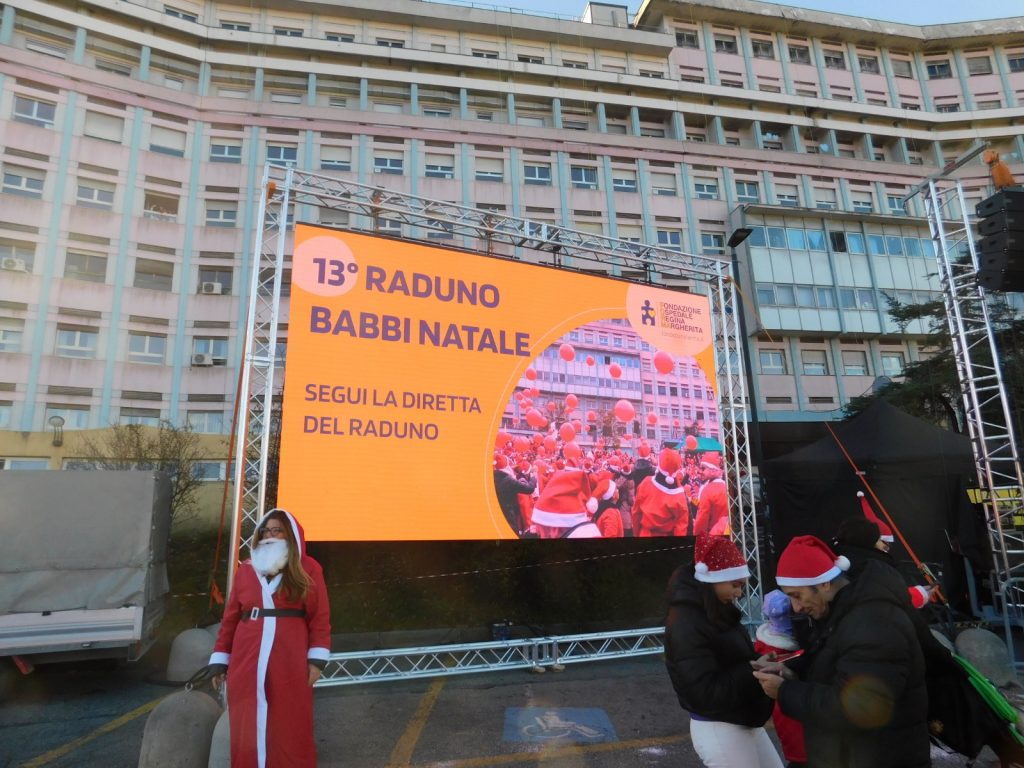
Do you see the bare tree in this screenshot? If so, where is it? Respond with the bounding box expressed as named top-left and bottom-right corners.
top-left (73, 421), bottom-right (212, 522)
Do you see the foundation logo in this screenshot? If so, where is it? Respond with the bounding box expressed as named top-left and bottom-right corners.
top-left (626, 285), bottom-right (710, 358)
top-left (640, 299), bottom-right (656, 326)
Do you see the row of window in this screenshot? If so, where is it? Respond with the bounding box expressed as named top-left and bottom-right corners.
top-left (759, 347), bottom-right (905, 378)
top-left (747, 226), bottom-right (935, 257)
top-left (755, 284), bottom-right (941, 311)
top-left (0, 454), bottom-right (230, 478)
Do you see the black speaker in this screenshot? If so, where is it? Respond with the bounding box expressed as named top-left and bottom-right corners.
top-left (975, 190), bottom-right (1024, 292)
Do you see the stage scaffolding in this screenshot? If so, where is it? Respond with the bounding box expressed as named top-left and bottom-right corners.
top-left (229, 164), bottom-right (762, 681)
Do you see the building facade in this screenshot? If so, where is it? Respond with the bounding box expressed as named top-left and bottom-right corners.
top-left (0, 0), bottom-right (1022, 470)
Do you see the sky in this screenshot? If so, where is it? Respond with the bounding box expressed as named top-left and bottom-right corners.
top-left (482, 0), bottom-right (1023, 24)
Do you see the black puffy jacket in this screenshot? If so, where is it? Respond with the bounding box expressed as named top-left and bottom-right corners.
top-left (664, 566), bottom-right (774, 727)
top-left (778, 560), bottom-right (930, 768)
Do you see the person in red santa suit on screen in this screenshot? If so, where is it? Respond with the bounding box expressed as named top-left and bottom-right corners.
top-left (589, 476), bottom-right (625, 538)
top-left (529, 468), bottom-right (603, 538)
top-left (632, 448), bottom-right (690, 536)
top-left (208, 508), bottom-right (331, 768)
top-left (692, 452), bottom-right (730, 536)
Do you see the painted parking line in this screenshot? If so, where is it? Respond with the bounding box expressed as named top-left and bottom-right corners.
top-left (18, 696), bottom-right (163, 768)
top-left (411, 733), bottom-right (691, 768)
top-left (387, 678), bottom-right (447, 767)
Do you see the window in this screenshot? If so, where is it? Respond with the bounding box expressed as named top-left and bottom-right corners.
top-left (523, 164), bottom-right (551, 186)
top-left (164, 6), bottom-right (198, 22)
top-left (570, 166), bottom-right (598, 190)
top-left (841, 350), bottom-right (869, 376)
top-left (815, 188), bottom-right (837, 210)
top-left (851, 193), bottom-right (874, 213)
top-left (881, 352), bottom-right (905, 377)
top-left (857, 289), bottom-right (877, 310)
top-left (210, 142), bottom-right (242, 163)
top-left (422, 108), bottom-right (451, 118)
top-left (187, 410), bottom-right (225, 433)
top-left (638, 69), bottom-right (664, 79)
top-left (0, 318), bottom-right (24, 351)
top-left (858, 55), bottom-right (880, 74)
top-left (120, 407), bottom-right (160, 426)
top-left (0, 240), bottom-right (34, 272)
top-left (475, 158), bottom-right (504, 182)
top-left (65, 251), bottom-right (107, 282)
top-left (150, 126), bottom-right (186, 156)
top-left (735, 180), bottom-right (759, 203)
top-left (55, 326), bottom-right (98, 358)
top-left (927, 61), bottom-right (952, 79)
top-left (801, 350), bottom-right (829, 376)
top-left (376, 38), bottom-right (404, 48)
top-left (76, 181), bottom-right (115, 210)
top-left (789, 45), bottom-right (811, 64)
top-left (274, 27), bottom-right (303, 37)
top-left (320, 146), bottom-right (351, 171)
top-left (1009, 56), bottom-right (1024, 73)
top-left (656, 229), bottom-right (682, 251)
top-left (887, 195), bottom-right (906, 215)
top-left (694, 180), bottom-right (719, 200)
top-left (84, 111), bottom-right (124, 143)
top-left (517, 54), bottom-right (543, 64)
top-left (823, 50), bottom-right (845, 70)
top-left (193, 336), bottom-right (228, 364)
top-left (220, 21), bottom-right (250, 31)
top-left (193, 460), bottom-right (227, 481)
top-left (751, 39), bottom-right (774, 59)
top-left (651, 173), bottom-right (676, 196)
top-left (966, 56), bottom-right (992, 75)
top-left (612, 174), bottom-right (637, 193)
top-left (675, 30), bottom-right (699, 48)
top-left (714, 35), bottom-right (738, 54)
top-left (134, 257), bottom-right (173, 291)
top-left (424, 161), bottom-right (454, 179)
top-left (326, 32), bottom-right (354, 43)
top-left (891, 58), bottom-right (914, 78)
top-left (198, 266), bottom-right (232, 294)
top-left (472, 49), bottom-right (498, 59)
top-left (2, 165), bottom-right (44, 198)
top-left (935, 103), bottom-right (960, 113)
top-left (45, 404), bottom-right (90, 430)
top-left (0, 403), bottom-right (10, 428)
top-left (759, 349), bottom-right (787, 375)
top-left (205, 204), bottom-right (237, 227)
top-left (562, 59), bottom-right (588, 69)
top-left (13, 96), bottom-right (57, 128)
top-left (700, 232), bottom-right (724, 256)
top-left (127, 332), bottom-right (166, 364)
top-left (374, 154), bottom-right (404, 175)
top-left (267, 144), bottom-right (297, 166)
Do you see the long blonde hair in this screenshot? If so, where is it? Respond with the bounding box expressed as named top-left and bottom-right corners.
top-left (261, 510), bottom-right (313, 603)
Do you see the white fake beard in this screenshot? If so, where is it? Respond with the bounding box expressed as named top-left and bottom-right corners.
top-left (251, 538), bottom-right (289, 576)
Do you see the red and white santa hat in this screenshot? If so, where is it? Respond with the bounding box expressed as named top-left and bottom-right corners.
top-left (701, 452), bottom-right (723, 471)
top-left (858, 491), bottom-right (894, 543)
top-left (658, 448), bottom-right (682, 485)
top-left (776, 535), bottom-right (851, 587)
top-left (493, 453), bottom-right (509, 470)
top-left (588, 476), bottom-right (618, 513)
top-left (531, 469), bottom-right (593, 528)
top-left (694, 534), bottom-right (750, 583)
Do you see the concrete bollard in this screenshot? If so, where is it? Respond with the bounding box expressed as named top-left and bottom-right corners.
top-left (207, 708), bottom-right (230, 768)
top-left (204, 623), bottom-right (221, 640)
top-left (166, 628), bottom-right (216, 684)
top-left (955, 627), bottom-right (1019, 688)
top-left (138, 690), bottom-right (222, 768)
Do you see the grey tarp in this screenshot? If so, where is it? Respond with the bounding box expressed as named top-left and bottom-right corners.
top-left (0, 470), bottom-right (171, 613)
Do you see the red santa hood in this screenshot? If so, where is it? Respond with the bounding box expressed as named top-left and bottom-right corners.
top-left (249, 507), bottom-right (307, 558)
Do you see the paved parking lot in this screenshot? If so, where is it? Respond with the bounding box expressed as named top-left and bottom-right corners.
top-left (0, 650), bottom-right (1000, 767)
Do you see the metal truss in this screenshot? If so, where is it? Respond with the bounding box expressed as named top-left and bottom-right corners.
top-left (233, 164), bottom-right (764, 670)
top-left (905, 144), bottom-right (1024, 627)
top-left (317, 627), bottom-right (665, 687)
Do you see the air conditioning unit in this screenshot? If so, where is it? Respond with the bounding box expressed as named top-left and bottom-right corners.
top-left (191, 353), bottom-right (214, 367)
top-left (200, 281), bottom-right (223, 295)
top-left (1, 257), bottom-right (27, 272)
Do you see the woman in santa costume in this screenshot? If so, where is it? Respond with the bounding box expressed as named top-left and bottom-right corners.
top-left (664, 534), bottom-right (782, 767)
top-left (209, 508), bottom-right (331, 768)
top-left (632, 448), bottom-right (690, 536)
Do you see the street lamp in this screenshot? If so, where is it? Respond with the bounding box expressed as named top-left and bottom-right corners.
top-left (727, 227), bottom-right (763, 475)
top-left (48, 414), bottom-right (65, 447)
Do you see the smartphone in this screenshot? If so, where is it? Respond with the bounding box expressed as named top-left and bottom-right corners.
top-left (774, 649), bottom-right (804, 662)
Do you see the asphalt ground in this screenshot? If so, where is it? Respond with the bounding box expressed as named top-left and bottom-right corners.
top-left (0, 649), bottom-right (1002, 768)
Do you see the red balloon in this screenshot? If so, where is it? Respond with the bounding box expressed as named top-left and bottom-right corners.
top-left (513, 435), bottom-right (531, 453)
top-left (585, 355), bottom-right (595, 366)
top-left (496, 431), bottom-right (511, 448)
top-left (559, 343), bottom-right (576, 362)
top-left (597, 439), bottom-right (606, 448)
top-left (526, 408), bottom-right (547, 428)
top-left (543, 436), bottom-right (558, 453)
top-left (572, 419), bottom-right (583, 432)
top-left (530, 387), bottom-right (540, 397)
top-left (673, 419), bottom-right (681, 428)
top-left (647, 413), bottom-right (658, 426)
top-left (565, 393), bottom-right (579, 409)
top-left (532, 433), bottom-right (545, 446)
top-left (559, 423), bottom-right (576, 442)
top-left (514, 391), bottom-right (524, 400)
top-left (546, 401), bottom-right (558, 412)
top-left (653, 351), bottom-right (675, 374)
top-left (613, 399), bottom-right (635, 422)
top-left (609, 363), bottom-right (622, 379)
top-left (563, 441), bottom-right (582, 460)
top-left (685, 435), bottom-right (699, 451)
top-left (525, 367), bottom-right (537, 380)
top-left (586, 410), bottom-right (597, 422)
top-left (522, 398), bottom-right (533, 408)
top-left (638, 444), bottom-right (651, 457)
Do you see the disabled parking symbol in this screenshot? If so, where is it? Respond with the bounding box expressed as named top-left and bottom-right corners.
top-left (503, 707), bottom-right (617, 744)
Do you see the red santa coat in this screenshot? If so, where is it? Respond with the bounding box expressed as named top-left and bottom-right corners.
top-left (754, 629), bottom-right (806, 764)
top-left (211, 510), bottom-right (331, 768)
top-left (632, 473), bottom-right (690, 536)
top-left (692, 477), bottom-right (728, 536)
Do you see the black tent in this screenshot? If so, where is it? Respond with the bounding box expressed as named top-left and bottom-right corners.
top-left (762, 400), bottom-right (983, 611)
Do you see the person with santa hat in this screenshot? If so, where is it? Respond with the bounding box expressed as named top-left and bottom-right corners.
top-left (754, 535), bottom-right (930, 768)
top-left (632, 448), bottom-right (691, 536)
top-left (492, 452), bottom-right (537, 536)
top-left (529, 468), bottom-right (602, 538)
top-left (665, 534), bottom-right (783, 768)
top-left (692, 451), bottom-right (730, 536)
top-left (589, 476), bottom-right (624, 538)
top-left (208, 508), bottom-right (332, 768)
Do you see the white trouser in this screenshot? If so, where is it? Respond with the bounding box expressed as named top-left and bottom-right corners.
top-left (690, 718), bottom-right (785, 768)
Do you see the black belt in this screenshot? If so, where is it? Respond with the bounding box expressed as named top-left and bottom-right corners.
top-left (242, 607), bottom-right (306, 621)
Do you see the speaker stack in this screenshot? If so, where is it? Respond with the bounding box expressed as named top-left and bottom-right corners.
top-left (975, 189), bottom-right (1024, 293)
